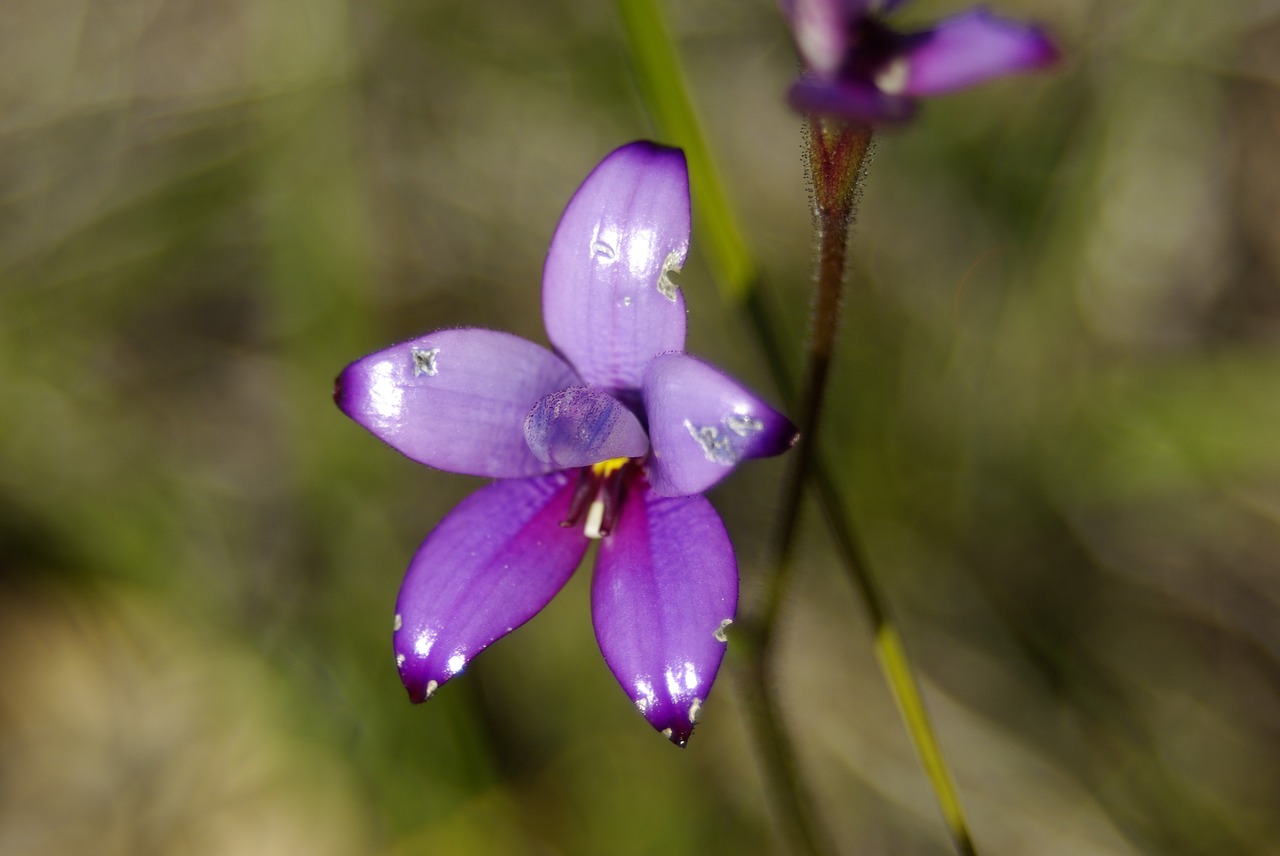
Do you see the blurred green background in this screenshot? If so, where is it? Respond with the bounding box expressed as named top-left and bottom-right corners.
top-left (2, 0), bottom-right (1278, 853)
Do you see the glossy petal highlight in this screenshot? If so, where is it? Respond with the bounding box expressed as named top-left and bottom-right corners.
top-left (901, 9), bottom-right (1059, 96)
top-left (524, 386), bottom-right (649, 469)
top-left (643, 353), bottom-right (798, 497)
top-left (592, 489), bottom-right (737, 746)
top-left (394, 473), bottom-right (589, 702)
top-left (335, 328), bottom-right (579, 478)
top-left (543, 141), bottom-right (690, 392)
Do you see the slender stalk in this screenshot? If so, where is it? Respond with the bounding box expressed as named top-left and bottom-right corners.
top-left (811, 473), bottom-right (977, 856)
top-left (757, 119), bottom-right (871, 653)
top-left (616, 2), bottom-right (979, 853)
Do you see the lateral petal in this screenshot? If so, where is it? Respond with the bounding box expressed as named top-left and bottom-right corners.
top-left (592, 487), bottom-right (738, 746)
top-left (543, 141), bottom-right (690, 392)
top-left (335, 328), bottom-right (579, 478)
top-left (393, 473), bottom-right (589, 702)
top-left (899, 9), bottom-right (1058, 96)
top-left (643, 352), bottom-right (798, 497)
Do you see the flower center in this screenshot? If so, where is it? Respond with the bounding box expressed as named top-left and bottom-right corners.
top-left (561, 457), bottom-right (638, 540)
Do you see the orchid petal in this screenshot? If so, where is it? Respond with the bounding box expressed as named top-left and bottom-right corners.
top-left (335, 328), bottom-right (579, 478)
top-left (592, 488), bottom-right (737, 746)
top-left (643, 353), bottom-right (798, 497)
top-left (393, 473), bottom-right (588, 702)
top-left (788, 77), bottom-right (917, 123)
top-left (899, 9), bottom-right (1058, 96)
top-left (781, 0), bottom-right (851, 77)
top-left (543, 141), bottom-right (690, 392)
top-left (524, 386), bottom-right (649, 469)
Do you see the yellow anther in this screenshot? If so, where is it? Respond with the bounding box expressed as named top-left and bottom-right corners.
top-left (590, 457), bottom-right (630, 477)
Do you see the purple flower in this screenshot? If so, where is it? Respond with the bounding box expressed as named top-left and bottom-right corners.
top-left (781, 0), bottom-right (1058, 123)
top-left (334, 142), bottom-right (797, 746)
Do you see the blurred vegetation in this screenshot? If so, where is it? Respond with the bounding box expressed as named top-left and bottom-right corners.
top-left (2, 0), bottom-right (1279, 854)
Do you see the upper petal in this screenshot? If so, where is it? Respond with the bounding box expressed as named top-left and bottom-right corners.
top-left (524, 386), bottom-right (649, 469)
top-left (592, 487), bottom-right (738, 746)
top-left (897, 8), bottom-right (1058, 97)
top-left (643, 352), bottom-right (798, 497)
top-left (781, 0), bottom-right (851, 77)
top-left (543, 141), bottom-right (690, 392)
top-left (335, 328), bottom-right (579, 478)
top-left (394, 472), bottom-right (589, 702)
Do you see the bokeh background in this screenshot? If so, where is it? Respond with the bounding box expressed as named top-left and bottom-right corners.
top-left (3, 0), bottom-right (1279, 853)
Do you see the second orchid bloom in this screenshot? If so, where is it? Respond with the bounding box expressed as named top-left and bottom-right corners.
top-left (781, 0), bottom-right (1058, 123)
top-left (335, 142), bottom-right (797, 746)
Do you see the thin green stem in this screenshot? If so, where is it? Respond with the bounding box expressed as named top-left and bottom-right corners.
top-left (811, 469), bottom-right (977, 856)
top-left (616, 3), bottom-right (979, 854)
top-left (616, 0), bottom-right (754, 303)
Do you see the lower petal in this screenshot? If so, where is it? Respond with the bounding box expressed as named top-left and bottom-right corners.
top-left (788, 76), bottom-right (917, 124)
top-left (591, 488), bottom-right (738, 746)
top-left (394, 473), bottom-right (589, 702)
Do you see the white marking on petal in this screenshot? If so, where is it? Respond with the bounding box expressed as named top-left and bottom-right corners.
top-left (425, 679), bottom-right (439, 698)
top-left (657, 249), bottom-right (683, 302)
top-left (446, 652), bottom-right (466, 676)
top-left (689, 698), bottom-right (702, 724)
top-left (411, 346), bottom-right (439, 377)
top-left (591, 223), bottom-right (619, 263)
top-left (583, 498), bottom-right (606, 540)
top-left (875, 57), bottom-right (911, 96)
top-left (393, 613), bottom-right (402, 632)
top-left (369, 360), bottom-right (404, 418)
top-left (713, 618), bottom-right (733, 643)
top-left (395, 654), bottom-right (405, 667)
top-left (661, 727), bottom-right (673, 739)
top-left (684, 419), bottom-right (737, 465)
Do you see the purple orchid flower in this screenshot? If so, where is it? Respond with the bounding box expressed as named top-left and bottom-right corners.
top-left (781, 0), bottom-right (1058, 123)
top-left (334, 142), bottom-right (797, 746)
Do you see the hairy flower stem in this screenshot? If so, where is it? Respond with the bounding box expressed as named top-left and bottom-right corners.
top-left (758, 118), bottom-right (872, 654)
top-left (755, 117), bottom-right (980, 856)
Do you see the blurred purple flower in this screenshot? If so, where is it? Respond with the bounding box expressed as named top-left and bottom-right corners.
top-left (335, 142), bottom-right (796, 746)
top-left (781, 0), bottom-right (1058, 123)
